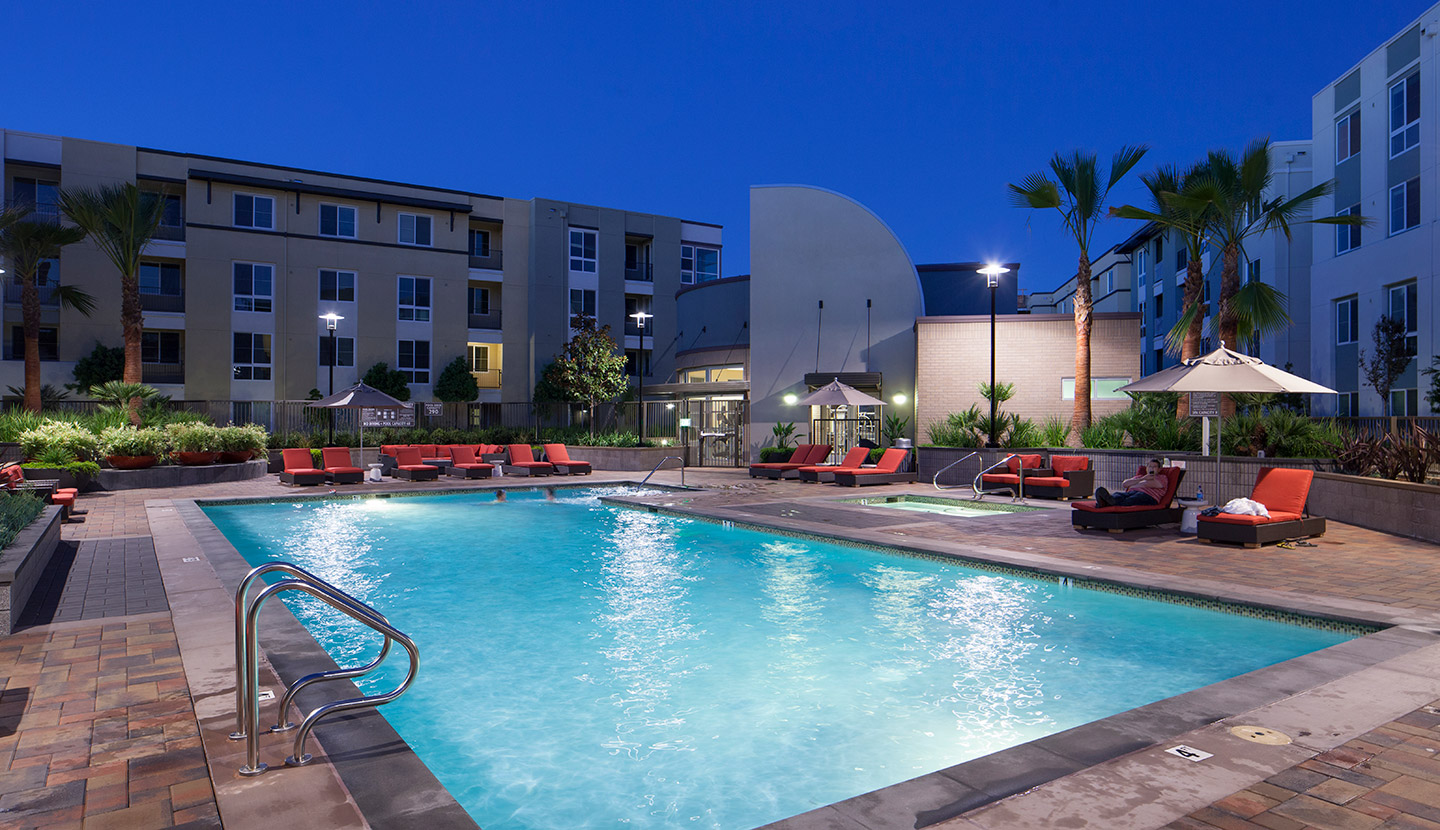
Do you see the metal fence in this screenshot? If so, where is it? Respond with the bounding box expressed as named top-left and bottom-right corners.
top-left (1330, 416), bottom-right (1440, 438)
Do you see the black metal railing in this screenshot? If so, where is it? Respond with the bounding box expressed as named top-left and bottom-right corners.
top-left (153, 224), bottom-right (186, 242)
top-left (625, 263), bottom-right (654, 282)
top-left (3, 281), bottom-right (60, 306)
top-left (468, 249), bottom-right (503, 270)
top-left (141, 363), bottom-right (185, 384)
top-left (140, 293), bottom-right (185, 313)
top-left (467, 311), bottom-right (502, 329)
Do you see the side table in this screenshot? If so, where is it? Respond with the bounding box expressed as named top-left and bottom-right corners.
top-left (1177, 498), bottom-right (1210, 535)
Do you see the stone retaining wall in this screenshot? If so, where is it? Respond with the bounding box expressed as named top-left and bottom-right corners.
top-left (98, 459), bottom-right (269, 491)
top-left (1307, 473), bottom-right (1440, 544)
top-left (0, 506), bottom-right (62, 636)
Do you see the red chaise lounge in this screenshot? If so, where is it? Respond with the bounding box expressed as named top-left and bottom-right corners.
top-left (279, 448), bottom-right (327, 486)
top-left (797, 446), bottom-right (871, 483)
top-left (748, 444), bottom-right (832, 479)
top-left (1197, 467), bottom-right (1326, 548)
top-left (504, 444), bottom-right (554, 476)
top-left (831, 448), bottom-right (915, 487)
top-left (979, 454), bottom-right (1046, 495)
top-left (1018, 455), bottom-right (1095, 500)
top-left (321, 447), bottom-right (364, 485)
top-left (542, 444), bottom-right (592, 475)
top-left (445, 445), bottom-right (494, 479)
top-left (392, 447), bottom-right (440, 481)
top-left (1071, 466), bottom-right (1185, 533)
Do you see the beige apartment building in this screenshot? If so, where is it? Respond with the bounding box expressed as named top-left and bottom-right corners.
top-left (0, 129), bottom-right (722, 408)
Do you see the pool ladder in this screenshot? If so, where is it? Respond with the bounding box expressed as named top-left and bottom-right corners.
top-left (640, 455), bottom-right (686, 487)
top-left (971, 454), bottom-right (1028, 502)
top-left (230, 562), bottom-right (420, 776)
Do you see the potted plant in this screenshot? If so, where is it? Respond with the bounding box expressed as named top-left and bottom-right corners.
top-left (167, 423), bottom-right (221, 465)
top-left (99, 426), bottom-right (168, 470)
top-left (218, 424), bottom-right (268, 464)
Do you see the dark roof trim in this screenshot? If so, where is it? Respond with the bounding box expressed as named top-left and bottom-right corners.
top-left (625, 231), bottom-right (655, 240)
top-left (189, 168), bottom-right (476, 213)
top-left (681, 219), bottom-right (723, 229)
top-left (137, 173), bottom-right (187, 185)
top-left (1113, 221), bottom-right (1159, 253)
top-left (185, 222), bottom-right (469, 255)
top-left (675, 274), bottom-right (750, 298)
top-left (919, 311), bottom-right (1141, 323)
top-left (676, 344), bottom-right (750, 360)
top-left (468, 216), bottom-right (504, 226)
top-left (4, 158), bottom-right (61, 170)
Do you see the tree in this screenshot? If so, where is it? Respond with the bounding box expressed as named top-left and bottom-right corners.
top-left (548, 315), bottom-right (628, 434)
top-left (434, 357), bottom-right (479, 402)
top-left (58, 183), bottom-right (168, 421)
top-left (1009, 145), bottom-right (1148, 443)
top-left (1423, 356), bottom-right (1440, 413)
top-left (532, 361), bottom-right (578, 404)
top-left (0, 217), bottom-right (95, 411)
top-left (68, 342), bottom-right (125, 394)
top-left (1361, 315), bottom-right (1414, 417)
top-left (361, 362), bottom-right (411, 401)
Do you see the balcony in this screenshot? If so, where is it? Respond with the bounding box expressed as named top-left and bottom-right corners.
top-left (4, 280), bottom-right (60, 307)
top-left (153, 224), bottom-right (186, 242)
top-left (468, 249), bottom-right (503, 270)
top-left (473, 370), bottom-right (502, 389)
top-left (468, 310), bottom-right (502, 330)
top-left (625, 262), bottom-right (654, 282)
top-left (140, 292), bottom-right (185, 313)
top-left (142, 363), bottom-right (185, 384)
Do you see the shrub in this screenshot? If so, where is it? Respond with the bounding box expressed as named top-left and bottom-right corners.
top-left (0, 491), bottom-right (46, 551)
top-left (1081, 414), bottom-right (1128, 449)
top-left (926, 406), bottom-right (984, 448)
top-left (166, 423), bottom-right (223, 453)
top-left (218, 424), bottom-right (268, 454)
top-left (434, 357), bottom-right (479, 403)
top-left (19, 420), bottom-right (101, 462)
top-left (361, 362), bottom-right (411, 401)
top-left (22, 459), bottom-right (101, 479)
top-left (758, 447), bottom-right (794, 462)
top-left (99, 427), bottom-right (169, 457)
top-left (1037, 416), bottom-right (1069, 448)
top-left (68, 342), bottom-right (126, 394)
top-left (1005, 417), bottom-right (1040, 449)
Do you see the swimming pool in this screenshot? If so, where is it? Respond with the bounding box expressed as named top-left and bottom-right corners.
top-left (203, 487), bottom-right (1355, 830)
top-left (843, 495), bottom-right (1045, 517)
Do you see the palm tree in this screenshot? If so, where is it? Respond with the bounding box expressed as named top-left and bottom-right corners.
top-left (0, 204), bottom-right (29, 235)
top-left (1009, 145), bottom-right (1148, 442)
top-left (0, 218), bottom-right (96, 411)
top-left (58, 184), bottom-right (167, 419)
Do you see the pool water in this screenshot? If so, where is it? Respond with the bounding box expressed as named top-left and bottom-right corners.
top-left (203, 488), bottom-right (1353, 830)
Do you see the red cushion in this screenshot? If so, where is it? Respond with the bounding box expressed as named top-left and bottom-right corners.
top-left (284, 468), bottom-right (324, 475)
top-left (451, 446), bottom-right (478, 464)
top-left (982, 474), bottom-right (1020, 485)
top-left (454, 463), bottom-right (494, 471)
top-left (322, 448), bottom-right (354, 470)
top-left (507, 444), bottom-right (536, 463)
top-left (51, 494), bottom-right (74, 506)
top-left (1006, 454), bottom-right (1044, 474)
top-left (1049, 456), bottom-right (1088, 474)
top-left (1072, 500), bottom-right (1167, 514)
top-left (395, 447), bottom-right (423, 466)
top-left (1249, 468), bottom-right (1313, 516)
top-left (282, 448), bottom-right (315, 470)
top-left (543, 444), bottom-right (571, 464)
top-left (512, 462), bottom-right (552, 468)
top-left (415, 445), bottom-right (437, 457)
top-left (1198, 510), bottom-right (1304, 526)
top-left (1023, 477), bottom-right (1070, 487)
top-left (750, 462), bottom-right (805, 470)
top-left (380, 445), bottom-right (403, 457)
top-left (875, 448), bottom-right (908, 473)
top-left (398, 464), bottom-right (436, 472)
top-left (803, 445), bottom-right (834, 465)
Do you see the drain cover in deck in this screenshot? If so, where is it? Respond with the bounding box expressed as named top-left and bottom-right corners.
top-left (1229, 725), bottom-right (1291, 745)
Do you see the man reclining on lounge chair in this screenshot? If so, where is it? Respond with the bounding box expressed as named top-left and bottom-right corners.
top-left (1094, 458), bottom-right (1167, 507)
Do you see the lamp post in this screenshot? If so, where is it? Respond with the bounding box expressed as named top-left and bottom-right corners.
top-left (630, 310), bottom-right (652, 446)
top-left (320, 313), bottom-right (344, 445)
top-left (978, 264), bottom-right (1009, 448)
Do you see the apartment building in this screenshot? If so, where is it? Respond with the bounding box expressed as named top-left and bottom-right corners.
top-left (1310, 9), bottom-right (1437, 416)
top-left (1022, 238), bottom-right (1139, 317)
top-left (0, 129), bottom-right (722, 406)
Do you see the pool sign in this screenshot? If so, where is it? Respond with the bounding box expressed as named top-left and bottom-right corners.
top-left (1188, 392), bottom-right (1221, 418)
top-left (1165, 745), bottom-right (1213, 762)
top-left (362, 404), bottom-right (415, 427)
top-left (424, 403), bottom-right (443, 417)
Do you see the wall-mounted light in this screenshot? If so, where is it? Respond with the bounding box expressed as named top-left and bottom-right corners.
top-left (892, 393), bottom-right (908, 405)
top-left (783, 393), bottom-right (798, 406)
top-left (665, 403), bottom-right (675, 409)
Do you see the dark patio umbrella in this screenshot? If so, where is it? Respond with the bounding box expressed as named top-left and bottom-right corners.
top-left (305, 382), bottom-right (409, 460)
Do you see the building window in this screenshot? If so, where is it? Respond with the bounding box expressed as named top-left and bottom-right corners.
top-left (1336, 296), bottom-right (1358, 345)
top-left (398, 276), bottom-right (431, 322)
top-left (159, 194), bottom-right (183, 228)
top-left (1154, 348), bottom-right (1165, 373)
top-left (233, 193), bottom-right (274, 230)
top-left (319, 269), bottom-right (355, 303)
top-left (319, 336), bottom-right (355, 367)
top-left (569, 288), bottom-right (596, 319)
top-left (1391, 388), bottom-right (1419, 416)
top-left (139, 262), bottom-right (182, 296)
top-left (1061, 377), bottom-right (1133, 400)
top-left (142, 331), bottom-right (181, 364)
top-left (1337, 392), bottom-right (1358, 417)
top-left (468, 344), bottom-right (490, 373)
top-left (232, 332), bottom-right (271, 380)
top-left (1336, 204), bottom-right (1362, 254)
top-left (398, 339), bottom-right (430, 384)
top-left (1389, 281), bottom-right (1419, 355)
top-left (469, 286), bottom-right (490, 316)
top-left (1390, 178), bottom-right (1420, 235)
top-left (1336, 110), bottom-right (1361, 163)
top-left (681, 244), bottom-right (720, 284)
top-left (1246, 259), bottom-right (1260, 284)
top-left (319, 204), bottom-right (357, 238)
top-left (470, 229), bottom-right (491, 257)
top-left (1155, 236), bottom-right (1164, 262)
top-left (1104, 270), bottom-right (1114, 295)
top-left (569, 229), bottom-right (597, 272)
top-left (1204, 279), bottom-right (1212, 304)
top-left (624, 350), bottom-right (651, 377)
top-left (1136, 250), bottom-right (1148, 286)
top-left (9, 326), bottom-right (58, 362)
top-left (233, 263), bottom-right (273, 312)
top-left (398, 213), bottom-right (432, 246)
top-left (1154, 293), bottom-right (1163, 318)
top-left (1175, 246), bottom-right (1187, 272)
top-left (12, 177), bottom-right (61, 220)
top-left (1390, 71), bottom-right (1420, 158)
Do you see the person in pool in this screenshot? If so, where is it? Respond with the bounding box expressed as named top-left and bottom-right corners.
top-left (1094, 459), bottom-right (1167, 507)
top-left (495, 490), bottom-right (506, 503)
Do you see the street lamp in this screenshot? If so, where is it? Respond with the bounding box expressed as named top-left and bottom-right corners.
top-left (630, 310), bottom-right (652, 446)
top-left (978, 264), bottom-right (1010, 448)
top-left (320, 313), bottom-right (344, 445)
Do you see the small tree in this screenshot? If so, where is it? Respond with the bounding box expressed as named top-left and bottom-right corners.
top-left (0, 217), bottom-right (95, 411)
top-left (1360, 315), bottom-right (1413, 416)
top-left (361, 362), bottom-right (411, 401)
top-left (434, 357), bottom-right (479, 402)
top-left (549, 315), bottom-right (628, 434)
top-left (1423, 356), bottom-right (1440, 413)
top-left (68, 342), bottom-right (126, 394)
top-left (533, 361), bottom-right (577, 404)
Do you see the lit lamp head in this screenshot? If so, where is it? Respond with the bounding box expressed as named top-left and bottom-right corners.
top-left (320, 312), bottom-right (344, 331)
top-left (629, 310), bottom-right (653, 328)
top-left (892, 393), bottom-right (907, 406)
top-left (782, 393), bottom-right (798, 406)
top-left (978, 263), bottom-right (1010, 289)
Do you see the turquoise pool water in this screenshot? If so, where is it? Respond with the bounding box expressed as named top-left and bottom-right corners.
top-left (203, 488), bottom-right (1354, 830)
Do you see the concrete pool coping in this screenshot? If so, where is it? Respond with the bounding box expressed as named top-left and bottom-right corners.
top-left (160, 482), bottom-right (1440, 830)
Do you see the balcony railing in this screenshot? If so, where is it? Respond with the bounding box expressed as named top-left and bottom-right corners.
top-left (142, 363), bottom-right (185, 384)
top-left (468, 249), bottom-right (503, 270)
top-left (468, 311), bottom-right (502, 330)
top-left (140, 293), bottom-right (185, 313)
top-left (4, 280), bottom-right (60, 306)
top-left (473, 370), bottom-right (502, 389)
top-left (625, 263), bottom-right (654, 282)
top-left (153, 224), bottom-right (186, 242)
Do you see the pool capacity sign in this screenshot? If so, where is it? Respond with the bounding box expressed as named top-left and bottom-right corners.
top-left (1187, 393), bottom-right (1221, 417)
top-left (362, 403), bottom-right (415, 428)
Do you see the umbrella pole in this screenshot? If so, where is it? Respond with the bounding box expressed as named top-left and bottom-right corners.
top-left (1216, 410), bottom-right (1222, 505)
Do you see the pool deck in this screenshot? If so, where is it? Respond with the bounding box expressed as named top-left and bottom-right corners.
top-left (2, 467), bottom-right (1440, 829)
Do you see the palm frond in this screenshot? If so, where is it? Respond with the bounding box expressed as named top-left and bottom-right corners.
top-left (1238, 137), bottom-right (1273, 199)
top-left (1111, 204), bottom-right (1166, 223)
top-left (0, 205), bottom-right (32, 234)
top-left (1164, 298), bottom-right (1205, 356)
top-left (0, 219), bottom-right (88, 285)
top-left (1231, 280), bottom-right (1292, 343)
top-left (1106, 144), bottom-right (1150, 192)
top-left (1006, 174), bottom-right (1061, 210)
top-left (57, 183), bottom-right (167, 281)
top-left (53, 285), bottom-right (98, 317)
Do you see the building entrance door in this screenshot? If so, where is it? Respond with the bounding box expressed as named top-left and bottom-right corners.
top-left (686, 398), bottom-right (747, 467)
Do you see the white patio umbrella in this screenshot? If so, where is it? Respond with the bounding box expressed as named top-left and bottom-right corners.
top-left (1116, 344), bottom-right (1335, 501)
top-left (797, 379), bottom-right (886, 407)
top-left (305, 382), bottom-right (410, 463)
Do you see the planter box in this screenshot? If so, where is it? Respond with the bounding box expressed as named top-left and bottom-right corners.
top-left (98, 459), bottom-right (268, 491)
top-left (22, 467), bottom-right (96, 492)
top-left (0, 506), bottom-right (62, 636)
top-left (0, 443), bottom-right (21, 465)
top-left (1308, 472), bottom-right (1440, 544)
top-left (554, 445), bottom-right (690, 472)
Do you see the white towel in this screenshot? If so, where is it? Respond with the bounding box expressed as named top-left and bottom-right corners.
top-left (1221, 497), bottom-right (1270, 517)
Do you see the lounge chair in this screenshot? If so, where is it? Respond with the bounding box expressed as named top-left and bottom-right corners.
top-left (279, 448), bottom-right (327, 486)
top-left (749, 444), bottom-right (832, 479)
top-left (1018, 455), bottom-right (1095, 500)
top-left (321, 447), bottom-right (364, 485)
top-left (1071, 466), bottom-right (1185, 533)
top-left (831, 448), bottom-right (916, 487)
top-left (392, 447), bottom-right (439, 481)
top-left (1197, 467), bottom-right (1327, 548)
top-left (504, 444), bottom-right (554, 476)
top-left (979, 454), bottom-right (1045, 495)
top-left (445, 446), bottom-right (494, 479)
top-left (542, 444), bottom-right (592, 475)
top-left (797, 447), bottom-right (871, 483)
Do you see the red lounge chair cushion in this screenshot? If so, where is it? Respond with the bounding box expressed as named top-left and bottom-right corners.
top-left (1005, 454), bottom-right (1044, 474)
top-left (451, 446), bottom-right (479, 464)
top-left (281, 449), bottom-right (319, 473)
top-left (1249, 468), bottom-right (1314, 517)
top-left (413, 445), bottom-right (435, 457)
top-left (507, 444), bottom-right (536, 464)
top-left (981, 474), bottom-right (1020, 486)
top-left (1022, 477), bottom-right (1070, 487)
top-left (1198, 510), bottom-right (1304, 526)
top-left (543, 444), bottom-right (572, 464)
top-left (55, 488), bottom-right (78, 496)
top-left (1049, 455), bottom-right (1089, 473)
top-left (874, 448), bottom-right (908, 474)
top-left (394, 447), bottom-right (430, 467)
top-left (322, 447), bottom-right (356, 470)
top-left (801, 445), bottom-right (833, 465)
top-left (51, 493), bottom-right (74, 507)
top-left (1072, 500), bottom-right (1165, 514)
top-left (284, 468), bottom-right (324, 475)
top-left (454, 462), bottom-right (493, 470)
top-left (799, 447), bottom-right (871, 473)
top-left (380, 445), bottom-right (403, 457)
top-left (398, 465), bottom-right (436, 472)
top-left (1, 466), bottom-right (23, 489)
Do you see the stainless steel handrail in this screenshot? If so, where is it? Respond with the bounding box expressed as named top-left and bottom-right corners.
top-left (932, 451), bottom-right (979, 490)
top-left (233, 563), bottom-right (419, 776)
top-left (640, 455), bottom-right (685, 487)
top-left (972, 454), bottom-right (1027, 501)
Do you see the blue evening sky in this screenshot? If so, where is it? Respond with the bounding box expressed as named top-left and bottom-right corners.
top-left (4, 1), bottom-right (1426, 291)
